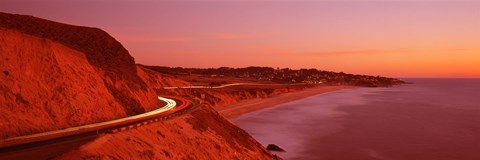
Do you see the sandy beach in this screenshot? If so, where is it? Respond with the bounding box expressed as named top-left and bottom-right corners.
top-left (215, 85), bottom-right (353, 118)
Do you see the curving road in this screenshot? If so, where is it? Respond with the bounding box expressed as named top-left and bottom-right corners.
top-left (0, 96), bottom-right (193, 160)
top-left (163, 82), bottom-right (311, 89)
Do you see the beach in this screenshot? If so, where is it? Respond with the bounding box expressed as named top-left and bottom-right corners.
top-left (215, 85), bottom-right (353, 118)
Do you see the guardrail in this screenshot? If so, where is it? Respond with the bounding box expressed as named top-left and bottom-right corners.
top-left (0, 96), bottom-right (193, 151)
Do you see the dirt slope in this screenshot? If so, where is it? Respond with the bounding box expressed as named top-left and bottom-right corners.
top-left (0, 27), bottom-right (126, 138)
top-left (0, 12), bottom-right (167, 138)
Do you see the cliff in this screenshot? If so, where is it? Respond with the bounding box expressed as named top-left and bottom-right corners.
top-left (0, 12), bottom-right (163, 138)
top-left (0, 12), bottom-right (278, 159)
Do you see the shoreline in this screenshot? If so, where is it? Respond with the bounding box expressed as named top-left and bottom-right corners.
top-left (215, 85), bottom-right (355, 119)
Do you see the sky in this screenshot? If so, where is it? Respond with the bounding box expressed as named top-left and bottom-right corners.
top-left (1, 0), bottom-right (479, 78)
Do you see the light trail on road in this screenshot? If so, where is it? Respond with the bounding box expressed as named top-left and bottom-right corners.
top-left (1, 96), bottom-right (178, 147)
top-left (0, 96), bottom-right (193, 159)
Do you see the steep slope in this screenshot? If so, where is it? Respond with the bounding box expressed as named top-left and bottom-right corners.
top-left (0, 12), bottom-right (278, 159)
top-left (0, 12), bottom-right (162, 138)
top-left (0, 27), bottom-right (128, 138)
top-left (0, 12), bottom-right (161, 115)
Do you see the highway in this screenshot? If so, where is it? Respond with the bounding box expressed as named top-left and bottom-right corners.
top-left (0, 96), bottom-right (192, 160)
top-left (163, 82), bottom-right (310, 89)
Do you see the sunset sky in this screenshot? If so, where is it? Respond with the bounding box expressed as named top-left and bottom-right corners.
top-left (1, 1), bottom-right (479, 78)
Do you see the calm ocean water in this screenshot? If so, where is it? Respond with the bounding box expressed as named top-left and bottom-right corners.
top-left (233, 79), bottom-right (480, 160)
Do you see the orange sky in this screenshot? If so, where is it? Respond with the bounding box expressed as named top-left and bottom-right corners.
top-left (1, 1), bottom-right (479, 78)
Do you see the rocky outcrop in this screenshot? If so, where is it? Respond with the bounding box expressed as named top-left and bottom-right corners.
top-left (267, 144), bottom-right (286, 152)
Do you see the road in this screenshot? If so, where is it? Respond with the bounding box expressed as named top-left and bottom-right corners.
top-left (0, 96), bottom-right (192, 160)
top-left (163, 82), bottom-right (310, 89)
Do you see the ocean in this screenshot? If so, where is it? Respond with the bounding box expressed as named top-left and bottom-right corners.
top-left (233, 79), bottom-right (480, 160)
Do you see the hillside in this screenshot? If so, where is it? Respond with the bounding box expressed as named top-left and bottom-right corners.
top-left (0, 12), bottom-right (165, 138)
top-left (0, 12), bottom-right (278, 159)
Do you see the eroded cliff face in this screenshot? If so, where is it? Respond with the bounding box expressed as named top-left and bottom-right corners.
top-left (0, 12), bottom-right (278, 159)
top-left (0, 27), bottom-right (127, 138)
top-left (0, 12), bottom-right (162, 118)
top-left (199, 87), bottom-right (302, 107)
